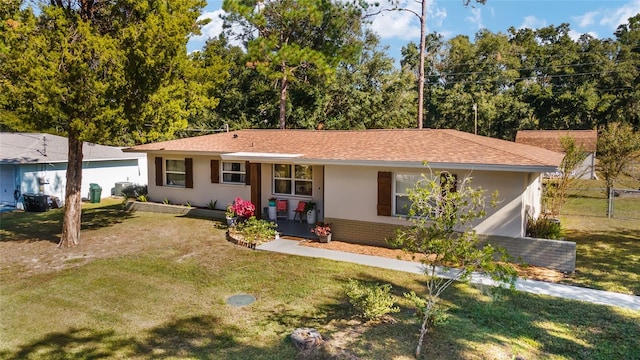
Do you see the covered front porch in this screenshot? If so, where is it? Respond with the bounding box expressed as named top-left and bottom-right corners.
top-left (272, 218), bottom-right (316, 240)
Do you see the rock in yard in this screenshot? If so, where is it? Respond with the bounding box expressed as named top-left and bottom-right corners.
top-left (291, 327), bottom-right (324, 351)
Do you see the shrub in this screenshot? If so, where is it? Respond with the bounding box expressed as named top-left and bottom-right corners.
top-left (234, 217), bottom-right (277, 243)
top-left (207, 200), bottom-right (217, 210)
top-left (526, 216), bottom-right (562, 240)
top-left (404, 291), bottom-right (448, 328)
top-left (228, 197), bottom-right (255, 218)
top-left (121, 184), bottom-right (148, 200)
top-left (343, 279), bottom-right (399, 321)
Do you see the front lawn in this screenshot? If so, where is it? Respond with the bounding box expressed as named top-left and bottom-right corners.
top-left (560, 181), bottom-right (640, 295)
top-left (1, 200), bottom-right (639, 359)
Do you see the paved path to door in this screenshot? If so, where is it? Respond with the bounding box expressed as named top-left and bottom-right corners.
top-left (257, 238), bottom-right (640, 311)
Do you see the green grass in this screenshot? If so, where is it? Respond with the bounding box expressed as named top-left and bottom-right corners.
top-left (559, 181), bottom-right (640, 295)
top-left (0, 199), bottom-right (639, 359)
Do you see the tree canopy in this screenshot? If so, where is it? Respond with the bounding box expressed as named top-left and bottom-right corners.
top-left (222, 0), bottom-right (364, 129)
top-left (195, 12), bottom-right (640, 137)
top-left (1, 0), bottom-right (216, 247)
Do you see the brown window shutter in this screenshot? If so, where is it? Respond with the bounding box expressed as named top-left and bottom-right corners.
top-left (210, 159), bottom-right (219, 183)
top-left (377, 171), bottom-right (392, 216)
top-left (185, 158), bottom-right (193, 188)
top-left (155, 157), bottom-right (163, 186)
top-left (245, 161), bottom-right (251, 185)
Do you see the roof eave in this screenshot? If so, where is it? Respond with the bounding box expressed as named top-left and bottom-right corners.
top-left (218, 156), bottom-right (558, 173)
top-left (310, 160), bottom-right (557, 173)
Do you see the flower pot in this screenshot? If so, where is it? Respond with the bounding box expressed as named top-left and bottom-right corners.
top-left (306, 209), bottom-right (316, 224)
top-left (226, 216), bottom-right (238, 227)
top-left (268, 206), bottom-right (277, 221)
top-left (318, 233), bottom-right (331, 243)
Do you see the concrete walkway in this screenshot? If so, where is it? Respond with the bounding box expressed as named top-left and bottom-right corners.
top-left (257, 238), bottom-right (640, 311)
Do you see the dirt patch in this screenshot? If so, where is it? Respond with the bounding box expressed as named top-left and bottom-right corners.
top-left (298, 239), bottom-right (568, 283)
top-left (0, 210), bottom-right (225, 279)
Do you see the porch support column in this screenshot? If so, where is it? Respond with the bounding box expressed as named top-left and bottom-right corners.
top-left (249, 162), bottom-right (262, 219)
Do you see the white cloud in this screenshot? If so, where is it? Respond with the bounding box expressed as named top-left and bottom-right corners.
top-left (367, 0), bottom-right (445, 41)
top-left (370, 10), bottom-right (422, 40)
top-left (599, 0), bottom-right (640, 29)
top-left (465, 7), bottom-right (483, 29)
top-left (191, 9), bottom-right (227, 43)
top-left (520, 15), bottom-right (547, 30)
top-left (573, 10), bottom-right (599, 28)
top-left (568, 29), bottom-right (599, 41)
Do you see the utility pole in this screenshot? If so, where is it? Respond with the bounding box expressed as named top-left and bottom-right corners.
top-left (472, 103), bottom-right (478, 135)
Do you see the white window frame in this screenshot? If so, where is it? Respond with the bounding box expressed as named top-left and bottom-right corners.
top-left (221, 161), bottom-right (246, 184)
top-left (273, 164), bottom-right (313, 197)
top-left (394, 172), bottom-right (458, 217)
top-left (394, 173), bottom-right (421, 216)
top-left (165, 159), bottom-right (186, 188)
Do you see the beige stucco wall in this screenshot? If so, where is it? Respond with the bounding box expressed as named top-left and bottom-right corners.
top-left (324, 165), bottom-right (540, 239)
top-left (147, 153), bottom-right (250, 209)
top-left (146, 154), bottom-right (325, 217)
top-left (145, 153), bottom-right (543, 238)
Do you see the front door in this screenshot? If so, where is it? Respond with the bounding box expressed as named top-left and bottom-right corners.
top-left (249, 162), bottom-right (262, 219)
top-left (0, 165), bottom-right (16, 205)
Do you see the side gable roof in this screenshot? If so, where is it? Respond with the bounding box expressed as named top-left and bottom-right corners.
top-left (0, 132), bottom-right (144, 165)
top-left (126, 129), bottom-right (564, 172)
top-left (515, 130), bottom-right (597, 153)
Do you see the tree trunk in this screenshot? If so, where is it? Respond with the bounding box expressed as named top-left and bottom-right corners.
top-left (279, 65), bottom-right (288, 130)
top-left (59, 134), bottom-right (83, 248)
top-left (415, 300), bottom-right (434, 358)
top-left (417, 0), bottom-right (426, 130)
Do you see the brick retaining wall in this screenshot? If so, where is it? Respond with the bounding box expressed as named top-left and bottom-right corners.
top-left (325, 217), bottom-right (576, 273)
top-left (125, 201), bottom-right (225, 220)
top-left (324, 217), bottom-right (398, 248)
top-left (477, 235), bottom-right (576, 273)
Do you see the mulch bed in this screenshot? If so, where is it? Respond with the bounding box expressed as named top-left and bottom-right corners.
top-left (297, 238), bottom-right (569, 283)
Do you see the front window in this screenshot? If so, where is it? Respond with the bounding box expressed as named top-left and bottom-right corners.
top-left (274, 164), bottom-right (312, 196)
top-left (395, 174), bottom-right (421, 216)
top-left (222, 161), bottom-right (246, 184)
top-left (395, 172), bottom-right (458, 216)
top-left (166, 159), bottom-right (186, 187)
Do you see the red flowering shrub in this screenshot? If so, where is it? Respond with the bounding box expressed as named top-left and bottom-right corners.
top-left (230, 197), bottom-right (255, 218)
top-left (311, 223), bottom-right (332, 236)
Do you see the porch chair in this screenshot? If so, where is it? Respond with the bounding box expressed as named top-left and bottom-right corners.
top-left (276, 199), bottom-right (288, 219)
top-left (293, 201), bottom-right (307, 223)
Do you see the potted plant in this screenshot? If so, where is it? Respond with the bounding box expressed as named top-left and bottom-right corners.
top-left (226, 197), bottom-right (256, 226)
top-left (268, 197), bottom-right (277, 220)
top-left (231, 197), bottom-right (256, 220)
top-left (304, 201), bottom-right (316, 224)
top-left (225, 205), bottom-right (237, 227)
top-left (311, 222), bottom-right (332, 243)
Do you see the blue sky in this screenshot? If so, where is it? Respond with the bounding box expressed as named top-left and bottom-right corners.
top-left (188, 0), bottom-right (640, 61)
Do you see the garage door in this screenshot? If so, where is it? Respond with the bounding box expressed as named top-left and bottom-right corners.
top-left (0, 165), bottom-right (15, 205)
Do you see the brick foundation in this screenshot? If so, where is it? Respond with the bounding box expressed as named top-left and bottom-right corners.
top-left (325, 217), bottom-right (576, 273)
top-left (478, 235), bottom-right (576, 273)
top-left (324, 217), bottom-right (400, 248)
top-left (126, 201), bottom-right (225, 220)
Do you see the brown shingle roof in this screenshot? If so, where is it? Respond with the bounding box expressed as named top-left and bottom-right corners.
top-left (126, 129), bottom-right (564, 170)
top-left (515, 130), bottom-right (597, 153)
